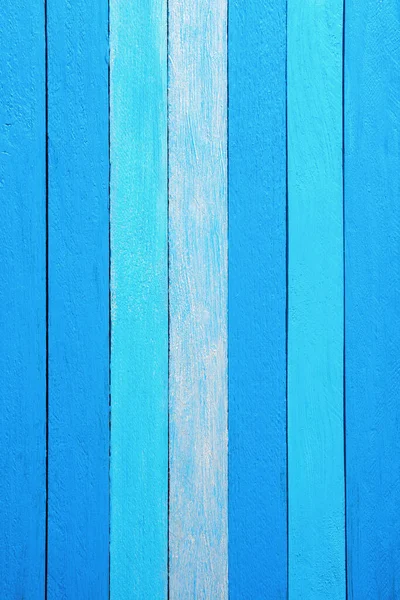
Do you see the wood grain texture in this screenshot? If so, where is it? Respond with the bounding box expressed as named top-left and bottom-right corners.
top-left (47, 0), bottom-right (109, 595)
top-left (345, 2), bottom-right (400, 597)
top-left (287, 1), bottom-right (345, 597)
top-left (0, 0), bottom-right (46, 596)
top-left (228, 0), bottom-right (287, 597)
top-left (168, 0), bottom-right (228, 596)
top-left (110, 0), bottom-right (168, 597)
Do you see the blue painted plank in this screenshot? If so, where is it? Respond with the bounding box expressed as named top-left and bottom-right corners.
top-left (287, 1), bottom-right (345, 598)
top-left (228, 0), bottom-right (287, 597)
top-left (345, 2), bottom-right (400, 598)
top-left (109, 0), bottom-right (168, 596)
top-left (47, 0), bottom-right (109, 596)
top-left (0, 0), bottom-right (46, 596)
top-left (168, 0), bottom-right (228, 596)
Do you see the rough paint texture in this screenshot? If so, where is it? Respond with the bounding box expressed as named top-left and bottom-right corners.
top-left (0, 0), bottom-right (46, 597)
top-left (168, 0), bottom-right (228, 596)
top-left (110, 0), bottom-right (168, 597)
top-left (288, 1), bottom-right (345, 597)
top-left (228, 0), bottom-right (287, 598)
top-left (47, 0), bottom-right (109, 596)
top-left (345, 2), bottom-right (400, 598)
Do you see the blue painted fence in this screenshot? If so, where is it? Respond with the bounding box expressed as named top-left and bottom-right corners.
top-left (1, 0), bottom-right (399, 597)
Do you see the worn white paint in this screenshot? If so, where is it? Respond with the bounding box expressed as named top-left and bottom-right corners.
top-left (168, 0), bottom-right (228, 595)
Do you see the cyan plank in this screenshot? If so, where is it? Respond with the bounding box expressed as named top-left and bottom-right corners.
top-left (345, 2), bottom-right (400, 598)
top-left (110, 0), bottom-right (168, 597)
top-left (287, 1), bottom-right (345, 598)
top-left (168, 0), bottom-right (228, 596)
top-left (228, 0), bottom-right (287, 597)
top-left (47, 0), bottom-right (109, 596)
top-left (0, 0), bottom-right (46, 596)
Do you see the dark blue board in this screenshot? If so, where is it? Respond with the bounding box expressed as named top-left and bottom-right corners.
top-left (228, 1), bottom-right (287, 596)
top-left (345, 2), bottom-right (400, 598)
top-left (0, 0), bottom-right (46, 596)
top-left (47, 0), bottom-right (109, 595)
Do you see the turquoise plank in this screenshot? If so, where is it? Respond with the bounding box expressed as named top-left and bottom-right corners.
top-left (228, 0), bottom-right (287, 597)
top-left (287, 1), bottom-right (345, 598)
top-left (0, 0), bottom-right (46, 596)
top-left (47, 0), bottom-right (109, 595)
top-left (110, 0), bottom-right (168, 596)
top-left (168, 0), bottom-right (228, 596)
top-left (345, 2), bottom-right (400, 597)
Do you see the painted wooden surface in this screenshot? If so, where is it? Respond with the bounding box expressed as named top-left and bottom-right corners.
top-left (109, 0), bottom-right (168, 596)
top-left (0, 0), bottom-right (46, 597)
top-left (47, 0), bottom-right (109, 595)
top-left (228, 0), bottom-right (287, 598)
top-left (287, 1), bottom-right (345, 597)
top-left (345, 2), bottom-right (400, 598)
top-left (168, 0), bottom-right (228, 595)
top-left (5, 0), bottom-right (400, 596)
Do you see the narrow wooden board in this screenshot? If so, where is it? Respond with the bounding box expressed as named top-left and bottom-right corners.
top-left (287, 1), bottom-right (346, 597)
top-left (228, 0), bottom-right (287, 597)
top-left (168, 0), bottom-right (228, 595)
top-left (47, 0), bottom-right (109, 595)
top-left (345, 2), bottom-right (400, 597)
top-left (109, 0), bottom-right (168, 596)
top-left (0, 0), bottom-right (46, 596)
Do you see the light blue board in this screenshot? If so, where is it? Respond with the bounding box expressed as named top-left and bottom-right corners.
top-left (47, 0), bottom-right (109, 595)
top-left (228, 0), bottom-right (287, 597)
top-left (168, 0), bottom-right (228, 596)
top-left (287, 1), bottom-right (345, 597)
top-left (345, 2), bottom-right (400, 598)
top-left (0, 0), bottom-right (46, 596)
top-left (110, 0), bottom-right (168, 596)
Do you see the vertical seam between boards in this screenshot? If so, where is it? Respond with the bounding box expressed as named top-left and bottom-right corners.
top-left (45, 0), bottom-right (49, 594)
top-left (285, 0), bottom-right (289, 596)
top-left (342, 0), bottom-right (348, 598)
top-left (167, 0), bottom-right (171, 593)
top-left (108, 0), bottom-right (111, 594)
top-left (226, 0), bottom-right (230, 593)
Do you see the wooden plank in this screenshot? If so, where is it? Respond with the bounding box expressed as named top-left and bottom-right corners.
top-left (345, 2), bottom-right (400, 597)
top-left (47, 0), bottom-right (109, 596)
top-left (228, 0), bottom-right (287, 597)
top-left (0, 0), bottom-right (46, 596)
top-left (109, 0), bottom-right (168, 596)
top-left (287, 1), bottom-right (345, 597)
top-left (168, 0), bottom-right (228, 595)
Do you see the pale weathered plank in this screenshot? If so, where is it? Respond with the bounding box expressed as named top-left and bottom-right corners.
top-left (287, 0), bottom-right (346, 597)
top-left (168, 0), bottom-right (228, 595)
top-left (110, 0), bottom-right (168, 596)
